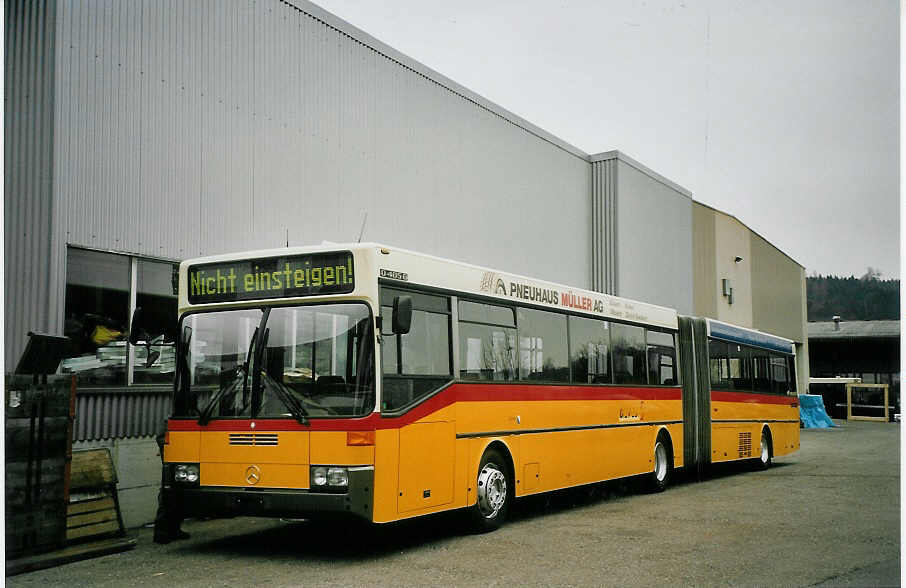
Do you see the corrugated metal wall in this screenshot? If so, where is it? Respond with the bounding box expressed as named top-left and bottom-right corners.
top-left (74, 387), bottom-right (170, 441)
top-left (5, 0), bottom-right (65, 369)
top-left (591, 158), bottom-right (617, 294)
top-left (53, 0), bottom-right (590, 275)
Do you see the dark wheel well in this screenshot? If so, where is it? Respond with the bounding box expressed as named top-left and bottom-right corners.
top-left (762, 425), bottom-right (774, 458)
top-left (484, 440), bottom-right (515, 480)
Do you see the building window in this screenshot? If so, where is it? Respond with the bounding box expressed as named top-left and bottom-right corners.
top-left (62, 247), bottom-right (177, 386)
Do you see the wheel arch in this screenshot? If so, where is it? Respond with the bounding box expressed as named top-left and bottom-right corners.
top-left (655, 426), bottom-right (675, 463)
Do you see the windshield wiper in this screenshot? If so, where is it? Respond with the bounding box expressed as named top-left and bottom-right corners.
top-left (261, 372), bottom-right (310, 425)
top-left (198, 327), bottom-right (258, 425)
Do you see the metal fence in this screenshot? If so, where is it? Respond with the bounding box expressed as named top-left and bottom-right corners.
top-left (74, 386), bottom-right (170, 442)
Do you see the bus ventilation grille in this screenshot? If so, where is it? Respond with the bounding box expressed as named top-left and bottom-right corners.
top-left (229, 433), bottom-right (279, 446)
top-left (738, 432), bottom-right (752, 458)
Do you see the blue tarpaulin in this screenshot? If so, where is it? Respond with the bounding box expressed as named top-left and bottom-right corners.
top-left (799, 394), bottom-right (836, 428)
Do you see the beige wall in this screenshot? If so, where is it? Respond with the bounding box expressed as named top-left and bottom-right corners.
top-left (692, 203), bottom-right (810, 390)
top-left (692, 202), bottom-right (718, 317)
top-left (713, 214), bottom-right (754, 327)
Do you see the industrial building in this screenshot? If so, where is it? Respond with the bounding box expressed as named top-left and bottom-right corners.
top-left (5, 0), bottom-right (809, 524)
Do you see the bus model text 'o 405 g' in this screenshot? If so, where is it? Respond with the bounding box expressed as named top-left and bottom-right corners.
top-left (130, 243), bottom-right (799, 533)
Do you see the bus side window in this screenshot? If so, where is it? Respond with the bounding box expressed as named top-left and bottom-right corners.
top-left (380, 288), bottom-right (452, 411)
top-left (568, 316), bottom-right (610, 384)
top-left (516, 308), bottom-right (569, 382)
top-left (458, 300), bottom-right (517, 382)
top-left (750, 347), bottom-right (772, 393)
top-left (611, 323), bottom-right (646, 386)
top-left (646, 330), bottom-right (676, 386)
top-left (709, 340), bottom-right (731, 389)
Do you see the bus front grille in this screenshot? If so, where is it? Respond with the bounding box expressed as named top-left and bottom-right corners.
top-left (229, 433), bottom-right (279, 446)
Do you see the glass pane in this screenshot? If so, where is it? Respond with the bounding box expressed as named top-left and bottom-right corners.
top-left (750, 347), bottom-right (772, 393)
top-left (770, 354), bottom-right (789, 394)
top-left (62, 248), bottom-right (130, 385)
top-left (728, 343), bottom-right (751, 391)
top-left (569, 316), bottom-right (610, 384)
top-left (646, 330), bottom-right (677, 386)
top-left (380, 305), bottom-right (398, 374)
top-left (709, 339), bottom-right (731, 389)
top-left (458, 300), bottom-right (515, 327)
top-left (611, 323), bottom-right (646, 385)
top-left (459, 323), bottom-right (517, 381)
top-left (516, 308), bottom-right (568, 382)
top-left (133, 259), bottom-right (178, 384)
top-left (400, 310), bottom-right (451, 375)
top-left (178, 303), bottom-right (375, 419)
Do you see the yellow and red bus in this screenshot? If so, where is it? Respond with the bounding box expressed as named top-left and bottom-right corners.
top-left (139, 243), bottom-right (798, 532)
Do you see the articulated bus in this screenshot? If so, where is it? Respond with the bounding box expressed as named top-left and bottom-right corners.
top-left (141, 243), bottom-right (798, 532)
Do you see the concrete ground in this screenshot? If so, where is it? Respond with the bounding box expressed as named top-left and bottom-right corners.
top-left (8, 420), bottom-right (900, 587)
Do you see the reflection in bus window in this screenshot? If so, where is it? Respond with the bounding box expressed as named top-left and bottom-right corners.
top-left (709, 339), bottom-right (731, 389)
top-left (646, 330), bottom-right (677, 386)
top-left (380, 289), bottom-right (452, 411)
top-left (611, 323), bottom-right (646, 385)
top-left (569, 316), bottom-right (610, 384)
top-left (516, 308), bottom-right (569, 382)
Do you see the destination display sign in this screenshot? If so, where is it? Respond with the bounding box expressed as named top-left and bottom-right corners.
top-left (187, 251), bottom-right (354, 304)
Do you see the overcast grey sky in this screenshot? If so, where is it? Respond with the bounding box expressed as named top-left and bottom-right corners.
top-left (314, 0), bottom-right (899, 279)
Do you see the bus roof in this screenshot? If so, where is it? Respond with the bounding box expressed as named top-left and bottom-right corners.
top-left (706, 318), bottom-right (795, 355)
top-left (180, 242), bottom-right (678, 330)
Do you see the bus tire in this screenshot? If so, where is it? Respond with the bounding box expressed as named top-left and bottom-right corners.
top-left (649, 433), bottom-right (672, 493)
top-left (469, 448), bottom-right (511, 533)
top-left (755, 427), bottom-right (773, 470)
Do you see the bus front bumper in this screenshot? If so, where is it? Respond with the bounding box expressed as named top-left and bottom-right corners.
top-left (165, 466), bottom-right (374, 522)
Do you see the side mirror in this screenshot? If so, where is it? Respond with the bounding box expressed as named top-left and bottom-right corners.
top-left (391, 295), bottom-right (412, 335)
top-left (129, 307), bottom-right (176, 345)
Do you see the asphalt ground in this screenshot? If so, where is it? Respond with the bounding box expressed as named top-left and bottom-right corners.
top-left (8, 420), bottom-right (900, 587)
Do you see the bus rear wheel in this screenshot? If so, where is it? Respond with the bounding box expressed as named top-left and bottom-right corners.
top-left (469, 448), bottom-right (511, 533)
top-left (649, 435), bottom-right (672, 492)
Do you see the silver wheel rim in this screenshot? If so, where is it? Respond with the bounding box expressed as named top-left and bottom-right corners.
top-left (761, 431), bottom-right (769, 463)
top-left (654, 441), bottom-right (668, 482)
top-left (477, 462), bottom-right (507, 519)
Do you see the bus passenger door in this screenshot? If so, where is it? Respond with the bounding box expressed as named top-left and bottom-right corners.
top-left (397, 421), bottom-right (455, 513)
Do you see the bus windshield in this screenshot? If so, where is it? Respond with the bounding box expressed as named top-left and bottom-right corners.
top-left (173, 303), bottom-right (375, 419)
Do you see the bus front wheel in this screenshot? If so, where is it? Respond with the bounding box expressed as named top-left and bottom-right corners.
top-left (469, 448), bottom-right (511, 533)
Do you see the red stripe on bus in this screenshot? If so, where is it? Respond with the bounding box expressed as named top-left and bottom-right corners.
top-left (710, 390), bottom-right (798, 405)
top-left (168, 383), bottom-right (682, 432)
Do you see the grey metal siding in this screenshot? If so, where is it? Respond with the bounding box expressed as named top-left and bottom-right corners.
top-left (614, 160), bottom-right (694, 314)
top-left (54, 0), bottom-right (590, 286)
top-left (591, 158), bottom-right (617, 294)
top-left (5, 0), bottom-right (63, 369)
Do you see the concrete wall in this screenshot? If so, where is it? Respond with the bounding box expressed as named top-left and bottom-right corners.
top-left (73, 437), bottom-right (160, 529)
top-left (692, 203), bottom-right (718, 317)
top-left (616, 160), bottom-right (693, 314)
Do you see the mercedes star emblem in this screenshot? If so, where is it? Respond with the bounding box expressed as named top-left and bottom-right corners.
top-left (245, 464), bottom-right (261, 485)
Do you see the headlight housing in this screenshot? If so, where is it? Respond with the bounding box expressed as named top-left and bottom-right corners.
top-left (310, 465), bottom-right (348, 492)
top-left (173, 463), bottom-right (200, 485)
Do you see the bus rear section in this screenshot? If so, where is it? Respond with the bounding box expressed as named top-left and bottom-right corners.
top-left (679, 317), bottom-right (800, 473)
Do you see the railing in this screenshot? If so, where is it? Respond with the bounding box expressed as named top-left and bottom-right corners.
top-left (74, 386), bottom-right (171, 442)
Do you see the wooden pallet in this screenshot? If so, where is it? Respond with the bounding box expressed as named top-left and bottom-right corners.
top-left (66, 449), bottom-right (126, 544)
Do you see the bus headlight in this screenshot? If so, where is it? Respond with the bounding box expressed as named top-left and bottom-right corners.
top-left (310, 466), bottom-right (348, 492)
top-left (327, 467), bottom-right (348, 487)
top-left (311, 467), bottom-right (328, 487)
top-left (173, 463), bottom-right (200, 485)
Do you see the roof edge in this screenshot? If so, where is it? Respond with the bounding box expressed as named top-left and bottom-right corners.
top-left (588, 150), bottom-right (694, 198)
top-left (691, 200), bottom-right (805, 270)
